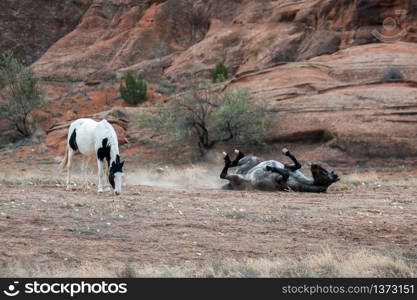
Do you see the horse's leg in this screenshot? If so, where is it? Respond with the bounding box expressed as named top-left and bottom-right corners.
top-left (265, 166), bottom-right (290, 181)
top-left (83, 155), bottom-right (92, 190)
top-left (66, 148), bottom-right (74, 190)
top-left (282, 148), bottom-right (301, 171)
top-left (97, 159), bottom-right (105, 193)
top-left (81, 157), bottom-right (88, 190)
top-left (220, 152), bottom-right (232, 179)
top-left (104, 161), bottom-right (111, 192)
top-left (231, 149), bottom-right (244, 167)
top-left (220, 152), bottom-right (246, 187)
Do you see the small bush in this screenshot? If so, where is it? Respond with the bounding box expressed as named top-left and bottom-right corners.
top-left (139, 85), bottom-right (269, 156)
top-left (211, 62), bottom-right (229, 83)
top-left (383, 66), bottom-right (404, 81)
top-left (0, 50), bottom-right (43, 137)
top-left (119, 72), bottom-right (147, 105)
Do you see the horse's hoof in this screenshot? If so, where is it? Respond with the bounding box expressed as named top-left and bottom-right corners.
top-left (222, 152), bottom-right (228, 157)
top-left (98, 188), bottom-right (104, 193)
top-left (282, 148), bottom-right (289, 155)
top-left (66, 186), bottom-right (71, 191)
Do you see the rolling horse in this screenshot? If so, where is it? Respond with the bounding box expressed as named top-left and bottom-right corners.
top-left (220, 148), bottom-right (339, 193)
top-left (60, 118), bottom-right (125, 195)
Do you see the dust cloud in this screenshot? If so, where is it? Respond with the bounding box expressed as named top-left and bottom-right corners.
top-left (125, 164), bottom-right (224, 189)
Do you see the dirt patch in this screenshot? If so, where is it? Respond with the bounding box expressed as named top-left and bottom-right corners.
top-left (0, 175), bottom-right (416, 277)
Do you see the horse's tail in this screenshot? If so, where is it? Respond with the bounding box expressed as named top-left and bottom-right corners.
top-left (60, 147), bottom-right (69, 170)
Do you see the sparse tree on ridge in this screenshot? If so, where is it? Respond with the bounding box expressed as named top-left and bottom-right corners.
top-left (0, 50), bottom-right (42, 137)
top-left (139, 83), bottom-right (269, 156)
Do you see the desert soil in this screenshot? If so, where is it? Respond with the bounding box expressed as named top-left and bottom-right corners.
top-left (0, 181), bottom-right (416, 273)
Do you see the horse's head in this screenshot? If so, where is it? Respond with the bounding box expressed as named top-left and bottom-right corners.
top-left (310, 164), bottom-right (340, 187)
top-left (109, 155), bottom-right (125, 195)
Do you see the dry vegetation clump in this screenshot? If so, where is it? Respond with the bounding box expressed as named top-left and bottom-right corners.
top-left (0, 168), bottom-right (96, 188)
top-left (138, 86), bottom-right (269, 157)
top-left (343, 170), bottom-right (417, 187)
top-left (0, 50), bottom-right (43, 137)
top-left (2, 248), bottom-right (416, 278)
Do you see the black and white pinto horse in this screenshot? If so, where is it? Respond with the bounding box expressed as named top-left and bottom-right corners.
top-left (60, 118), bottom-right (125, 195)
top-left (220, 148), bottom-right (339, 193)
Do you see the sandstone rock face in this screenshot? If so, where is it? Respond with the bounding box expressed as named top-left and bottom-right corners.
top-left (32, 0), bottom-right (417, 81)
top-left (166, 0), bottom-right (417, 83)
top-left (231, 42), bottom-right (417, 159)
top-left (2, 0), bottom-right (417, 162)
top-left (33, 0), bottom-right (211, 81)
top-left (0, 0), bottom-right (92, 65)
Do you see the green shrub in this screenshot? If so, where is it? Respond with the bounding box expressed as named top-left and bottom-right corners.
top-left (211, 62), bottom-right (229, 83)
top-left (119, 72), bottom-right (147, 105)
top-left (383, 66), bottom-right (404, 81)
top-left (0, 50), bottom-right (42, 137)
top-left (139, 86), bottom-right (269, 156)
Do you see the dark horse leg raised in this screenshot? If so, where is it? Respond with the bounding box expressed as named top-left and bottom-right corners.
top-left (220, 153), bottom-right (232, 179)
top-left (231, 149), bottom-right (244, 167)
top-left (266, 148), bottom-right (302, 176)
top-left (282, 148), bottom-right (301, 171)
top-left (265, 165), bottom-right (290, 180)
top-left (265, 148), bottom-right (302, 180)
top-left (267, 148), bottom-right (340, 193)
top-left (220, 150), bottom-right (244, 178)
top-left (220, 152), bottom-right (247, 189)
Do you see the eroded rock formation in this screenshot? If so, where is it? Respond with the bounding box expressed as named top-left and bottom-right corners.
top-left (1, 0), bottom-right (417, 162)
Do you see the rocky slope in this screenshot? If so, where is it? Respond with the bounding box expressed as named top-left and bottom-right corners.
top-left (231, 42), bottom-right (417, 159)
top-left (1, 0), bottom-right (417, 164)
top-left (0, 0), bottom-right (92, 65)
top-left (32, 0), bottom-right (417, 81)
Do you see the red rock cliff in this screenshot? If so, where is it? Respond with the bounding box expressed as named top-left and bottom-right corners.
top-left (2, 0), bottom-right (417, 162)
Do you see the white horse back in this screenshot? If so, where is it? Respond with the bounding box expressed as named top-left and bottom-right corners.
top-left (68, 118), bottom-right (119, 157)
top-left (68, 118), bottom-right (98, 155)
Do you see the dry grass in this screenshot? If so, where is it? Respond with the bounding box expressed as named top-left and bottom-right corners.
top-left (343, 170), bottom-right (381, 184)
top-left (0, 159), bottom-right (98, 187)
top-left (342, 170), bottom-right (417, 187)
top-left (0, 172), bottom-right (96, 189)
top-left (2, 248), bottom-right (416, 278)
top-left (1, 165), bottom-right (416, 278)
top-left (131, 248), bottom-right (417, 278)
top-left (0, 161), bottom-right (224, 189)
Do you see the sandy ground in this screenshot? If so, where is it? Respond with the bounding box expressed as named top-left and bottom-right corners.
top-left (0, 174), bottom-right (416, 276)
